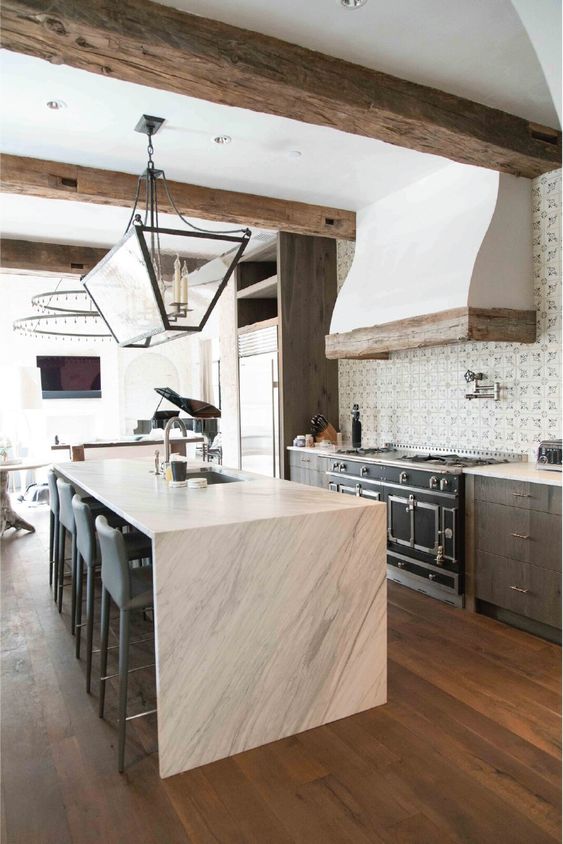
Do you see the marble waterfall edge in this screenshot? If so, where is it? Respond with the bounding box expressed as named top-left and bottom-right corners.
top-left (153, 504), bottom-right (387, 778)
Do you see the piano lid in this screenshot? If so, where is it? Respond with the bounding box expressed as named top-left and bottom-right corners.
top-left (154, 387), bottom-right (221, 418)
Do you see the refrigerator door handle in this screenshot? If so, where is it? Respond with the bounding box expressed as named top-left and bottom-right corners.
top-left (271, 359), bottom-right (276, 477)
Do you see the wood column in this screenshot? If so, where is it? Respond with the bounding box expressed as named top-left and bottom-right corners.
top-left (278, 233), bottom-right (339, 477)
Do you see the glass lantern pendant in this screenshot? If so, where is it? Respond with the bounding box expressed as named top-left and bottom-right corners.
top-left (83, 115), bottom-right (251, 348)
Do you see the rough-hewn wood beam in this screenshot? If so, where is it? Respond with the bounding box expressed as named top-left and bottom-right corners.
top-left (325, 307), bottom-right (537, 359)
top-left (0, 237), bottom-right (108, 275)
top-left (0, 154), bottom-right (355, 240)
top-left (1, 0), bottom-right (561, 178)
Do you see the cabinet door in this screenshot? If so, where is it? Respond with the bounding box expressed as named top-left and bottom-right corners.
top-left (476, 501), bottom-right (561, 571)
top-left (289, 465), bottom-right (304, 484)
top-left (475, 477), bottom-right (562, 515)
top-left (476, 551), bottom-right (562, 629)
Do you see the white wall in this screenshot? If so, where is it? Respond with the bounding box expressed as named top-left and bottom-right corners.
top-left (330, 164), bottom-right (532, 333)
top-left (0, 273), bottom-right (196, 448)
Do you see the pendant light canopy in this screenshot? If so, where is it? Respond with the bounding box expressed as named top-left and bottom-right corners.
top-left (83, 115), bottom-right (251, 348)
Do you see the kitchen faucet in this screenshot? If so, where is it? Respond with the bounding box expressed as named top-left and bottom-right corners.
top-left (164, 417), bottom-right (188, 464)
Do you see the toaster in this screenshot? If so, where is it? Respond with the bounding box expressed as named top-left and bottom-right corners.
top-left (536, 439), bottom-right (562, 471)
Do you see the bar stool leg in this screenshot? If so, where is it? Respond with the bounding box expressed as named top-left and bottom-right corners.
top-left (49, 511), bottom-right (54, 586)
top-left (99, 587), bottom-right (110, 719)
top-left (57, 525), bottom-right (66, 612)
top-left (118, 609), bottom-right (130, 773)
top-left (75, 551), bottom-right (84, 658)
top-left (85, 565), bottom-right (95, 694)
top-left (70, 534), bottom-right (78, 636)
top-left (53, 513), bottom-right (59, 591)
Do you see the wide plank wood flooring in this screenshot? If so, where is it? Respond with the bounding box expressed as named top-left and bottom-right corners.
top-left (1, 506), bottom-right (561, 843)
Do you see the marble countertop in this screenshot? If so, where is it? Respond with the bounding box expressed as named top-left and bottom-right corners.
top-left (462, 462), bottom-right (562, 486)
top-left (53, 458), bottom-right (380, 538)
top-left (52, 434), bottom-right (204, 450)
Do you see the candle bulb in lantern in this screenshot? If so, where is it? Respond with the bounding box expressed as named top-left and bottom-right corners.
top-left (173, 254), bottom-right (181, 303)
top-left (180, 261), bottom-right (189, 306)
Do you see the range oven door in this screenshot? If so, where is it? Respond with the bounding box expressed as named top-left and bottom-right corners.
top-left (388, 492), bottom-right (441, 557)
top-left (327, 477), bottom-right (382, 500)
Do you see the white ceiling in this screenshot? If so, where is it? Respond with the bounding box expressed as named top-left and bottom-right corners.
top-left (0, 49), bottom-right (451, 246)
top-left (0, 0), bottom-right (558, 248)
top-left (158, 0), bottom-right (559, 128)
top-left (0, 194), bottom-right (272, 254)
top-left (0, 51), bottom-right (449, 209)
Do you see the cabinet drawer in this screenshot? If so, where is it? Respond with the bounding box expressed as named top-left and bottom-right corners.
top-left (475, 551), bottom-right (562, 629)
top-left (475, 476), bottom-right (561, 515)
top-left (475, 502), bottom-right (561, 571)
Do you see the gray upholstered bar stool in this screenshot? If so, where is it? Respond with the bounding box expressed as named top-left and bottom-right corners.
top-left (56, 479), bottom-right (127, 631)
top-left (47, 470), bottom-right (59, 594)
top-left (96, 514), bottom-right (156, 773)
top-left (72, 494), bottom-right (152, 693)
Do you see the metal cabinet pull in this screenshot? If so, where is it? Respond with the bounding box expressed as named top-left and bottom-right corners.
top-left (511, 532), bottom-right (530, 539)
top-left (512, 492), bottom-right (531, 498)
top-left (510, 585), bottom-right (529, 594)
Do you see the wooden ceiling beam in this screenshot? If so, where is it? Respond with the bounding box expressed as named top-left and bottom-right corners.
top-left (0, 237), bottom-right (108, 275)
top-left (0, 154), bottom-right (355, 240)
top-left (0, 0), bottom-right (560, 178)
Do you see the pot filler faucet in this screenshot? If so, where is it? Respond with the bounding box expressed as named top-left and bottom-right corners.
top-left (164, 417), bottom-right (188, 463)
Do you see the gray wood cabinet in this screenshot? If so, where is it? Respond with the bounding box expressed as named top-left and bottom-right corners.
top-left (473, 476), bottom-right (562, 635)
top-left (289, 451), bottom-right (331, 489)
top-left (236, 233), bottom-right (338, 480)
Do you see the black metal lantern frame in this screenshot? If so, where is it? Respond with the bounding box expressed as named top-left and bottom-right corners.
top-left (82, 115), bottom-right (251, 348)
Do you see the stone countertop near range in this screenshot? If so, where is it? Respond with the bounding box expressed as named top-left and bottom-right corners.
top-left (462, 461), bottom-right (562, 487)
top-left (53, 457), bottom-right (380, 538)
top-left (288, 446), bottom-right (562, 485)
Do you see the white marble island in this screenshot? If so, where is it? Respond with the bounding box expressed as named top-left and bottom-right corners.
top-left (54, 459), bottom-right (387, 778)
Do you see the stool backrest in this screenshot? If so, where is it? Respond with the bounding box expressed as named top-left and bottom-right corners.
top-left (72, 494), bottom-right (96, 568)
top-left (57, 478), bottom-right (75, 533)
top-left (95, 515), bottom-right (130, 609)
top-left (47, 470), bottom-right (59, 516)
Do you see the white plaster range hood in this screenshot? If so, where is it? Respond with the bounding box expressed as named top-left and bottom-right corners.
top-left (326, 163), bottom-right (536, 360)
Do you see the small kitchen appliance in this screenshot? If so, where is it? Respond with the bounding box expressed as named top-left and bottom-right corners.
top-left (537, 439), bottom-right (562, 471)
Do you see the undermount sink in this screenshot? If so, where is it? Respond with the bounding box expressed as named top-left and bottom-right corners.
top-left (185, 470), bottom-right (243, 485)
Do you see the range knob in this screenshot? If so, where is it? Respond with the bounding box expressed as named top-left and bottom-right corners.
top-left (331, 462), bottom-right (339, 471)
top-left (429, 475), bottom-right (439, 490)
top-left (339, 463), bottom-right (347, 473)
top-left (399, 471), bottom-right (408, 484)
top-left (428, 572), bottom-right (437, 581)
top-left (361, 466), bottom-right (369, 477)
top-left (439, 477), bottom-right (449, 491)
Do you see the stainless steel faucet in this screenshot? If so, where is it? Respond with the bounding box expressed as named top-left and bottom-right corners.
top-left (163, 417), bottom-right (188, 463)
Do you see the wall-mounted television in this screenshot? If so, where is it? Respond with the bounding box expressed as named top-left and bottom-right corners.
top-left (36, 356), bottom-right (102, 399)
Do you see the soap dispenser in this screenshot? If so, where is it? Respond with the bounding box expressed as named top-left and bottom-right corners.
top-left (351, 404), bottom-right (362, 449)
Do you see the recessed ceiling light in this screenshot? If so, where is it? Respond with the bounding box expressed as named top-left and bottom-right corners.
top-left (46, 99), bottom-right (67, 110)
top-left (288, 150), bottom-right (303, 159)
top-left (340, 0), bottom-right (367, 8)
top-left (213, 135), bottom-right (232, 145)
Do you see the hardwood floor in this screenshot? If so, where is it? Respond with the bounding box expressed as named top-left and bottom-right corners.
top-left (1, 506), bottom-right (560, 843)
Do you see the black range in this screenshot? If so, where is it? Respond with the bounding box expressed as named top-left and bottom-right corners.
top-left (327, 449), bottom-right (507, 608)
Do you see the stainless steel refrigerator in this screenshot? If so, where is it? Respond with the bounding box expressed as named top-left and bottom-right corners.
top-left (238, 325), bottom-right (280, 477)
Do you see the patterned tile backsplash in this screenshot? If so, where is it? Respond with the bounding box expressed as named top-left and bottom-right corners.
top-left (337, 170), bottom-right (562, 455)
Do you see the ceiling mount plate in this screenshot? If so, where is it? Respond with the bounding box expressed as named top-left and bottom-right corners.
top-left (134, 114), bottom-right (165, 136)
